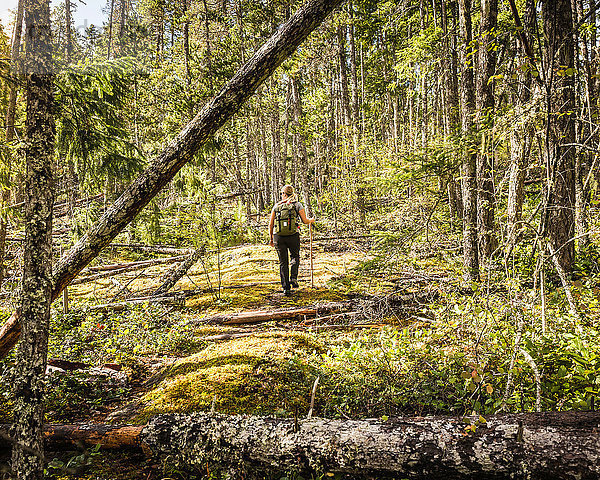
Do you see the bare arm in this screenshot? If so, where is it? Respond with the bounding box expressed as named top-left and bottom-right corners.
top-left (269, 210), bottom-right (276, 246)
top-left (298, 208), bottom-right (315, 225)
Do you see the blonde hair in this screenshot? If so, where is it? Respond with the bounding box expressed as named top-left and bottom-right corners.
top-left (281, 185), bottom-right (295, 196)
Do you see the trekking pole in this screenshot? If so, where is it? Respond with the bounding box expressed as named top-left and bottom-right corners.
top-left (309, 222), bottom-right (314, 288)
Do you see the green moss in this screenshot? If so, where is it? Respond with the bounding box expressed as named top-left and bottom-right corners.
top-left (137, 333), bottom-right (324, 421)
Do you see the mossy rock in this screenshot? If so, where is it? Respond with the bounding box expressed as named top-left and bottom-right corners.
top-left (137, 333), bottom-right (324, 422)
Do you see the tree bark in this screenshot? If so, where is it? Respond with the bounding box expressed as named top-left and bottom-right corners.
top-left (65, 0), bottom-right (72, 61)
top-left (11, 0), bottom-right (55, 477)
top-left (153, 247), bottom-right (204, 296)
top-left (0, 0), bottom-right (25, 288)
top-left (107, 0), bottom-right (115, 59)
top-left (269, 78), bottom-right (282, 203)
top-left (71, 255), bottom-right (188, 285)
top-left (337, 23), bottom-right (351, 127)
top-left (86, 295), bottom-right (185, 312)
top-left (291, 75), bottom-right (312, 216)
top-left (0, 0), bottom-right (347, 359)
top-left (139, 411), bottom-right (600, 479)
top-left (573, 0), bottom-right (594, 250)
top-left (457, 0), bottom-right (479, 281)
top-left (202, 301), bottom-right (353, 325)
top-left (506, 0), bottom-right (535, 250)
top-left (0, 424), bottom-right (144, 450)
top-left (475, 0), bottom-right (498, 259)
top-left (441, 0), bottom-right (462, 225)
top-left (3, 412), bottom-right (600, 478)
top-left (542, 0), bottom-right (576, 272)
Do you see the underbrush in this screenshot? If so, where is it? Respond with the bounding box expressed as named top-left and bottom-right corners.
top-left (134, 284), bottom-right (600, 420)
top-left (1, 240), bottom-right (599, 429)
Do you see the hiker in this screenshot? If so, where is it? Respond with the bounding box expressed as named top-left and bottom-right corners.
top-left (269, 185), bottom-right (315, 296)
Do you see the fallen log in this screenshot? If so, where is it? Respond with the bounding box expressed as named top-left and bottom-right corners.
top-left (0, 0), bottom-right (346, 358)
top-left (154, 247), bottom-right (204, 296)
top-left (303, 323), bottom-right (386, 332)
top-left (72, 256), bottom-right (188, 285)
top-left (85, 295), bottom-right (185, 312)
top-left (108, 243), bottom-right (194, 255)
top-left (141, 412), bottom-right (600, 479)
top-left (84, 256), bottom-right (188, 273)
top-left (1, 412), bottom-right (597, 479)
top-left (174, 281), bottom-right (281, 298)
top-left (202, 301), bottom-right (353, 325)
top-left (47, 359), bottom-right (89, 371)
top-left (0, 424), bottom-right (143, 450)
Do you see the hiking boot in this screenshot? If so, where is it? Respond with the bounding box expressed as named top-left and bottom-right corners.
top-left (290, 280), bottom-right (299, 288)
top-left (284, 289), bottom-right (292, 297)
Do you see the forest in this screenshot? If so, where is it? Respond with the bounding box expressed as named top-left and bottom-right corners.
top-left (0, 0), bottom-right (599, 478)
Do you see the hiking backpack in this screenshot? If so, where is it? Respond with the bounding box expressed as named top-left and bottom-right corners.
top-left (274, 202), bottom-right (299, 236)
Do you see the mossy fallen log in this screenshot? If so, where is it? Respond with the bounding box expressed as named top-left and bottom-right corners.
top-left (141, 412), bottom-right (600, 479)
top-left (1, 412), bottom-right (598, 479)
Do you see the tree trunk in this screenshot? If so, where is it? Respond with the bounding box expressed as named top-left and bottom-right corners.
top-left (65, 0), bottom-right (72, 61)
top-left (348, 4), bottom-right (359, 125)
top-left (441, 0), bottom-right (462, 225)
top-left (3, 412), bottom-right (600, 479)
top-left (107, 0), bottom-right (115, 59)
top-left (574, 0), bottom-right (594, 250)
top-left (140, 412), bottom-right (600, 479)
top-left (118, 0), bottom-right (126, 52)
top-left (506, 0), bottom-right (535, 250)
top-left (0, 0), bottom-right (24, 288)
top-left (337, 23), bottom-right (351, 127)
top-left (11, 0), bottom-right (55, 477)
top-left (475, 0), bottom-right (498, 259)
top-left (183, 0), bottom-right (191, 96)
top-left (0, 424), bottom-right (144, 450)
top-left (259, 114), bottom-right (271, 206)
top-left (291, 75), bottom-right (312, 216)
top-left (542, 0), bottom-right (576, 272)
top-left (270, 78), bottom-right (282, 202)
top-left (458, 0), bottom-right (479, 281)
top-left (154, 248), bottom-right (204, 296)
top-left (202, 0), bottom-right (214, 94)
top-left (0, 0), bottom-right (347, 359)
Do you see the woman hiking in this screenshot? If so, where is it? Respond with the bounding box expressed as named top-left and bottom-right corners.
top-left (269, 185), bottom-right (315, 296)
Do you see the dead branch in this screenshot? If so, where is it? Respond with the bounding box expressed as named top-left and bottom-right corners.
top-left (85, 295), bottom-right (185, 312)
top-left (72, 256), bottom-right (187, 285)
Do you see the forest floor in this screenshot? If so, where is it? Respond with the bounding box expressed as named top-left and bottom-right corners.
top-left (1, 234), bottom-right (598, 479)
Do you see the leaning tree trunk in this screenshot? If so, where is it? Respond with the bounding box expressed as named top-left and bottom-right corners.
top-left (458, 0), bottom-right (479, 281)
top-left (153, 247), bottom-right (204, 296)
top-left (11, 0), bottom-right (55, 478)
top-left (0, 0), bottom-right (347, 359)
